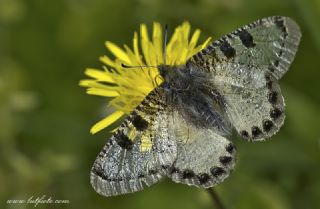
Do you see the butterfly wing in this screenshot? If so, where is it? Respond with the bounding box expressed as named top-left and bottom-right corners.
top-left (191, 16), bottom-right (301, 81)
top-left (166, 109), bottom-right (236, 188)
top-left (90, 87), bottom-right (177, 197)
top-left (221, 74), bottom-right (285, 140)
top-left (189, 16), bottom-right (301, 141)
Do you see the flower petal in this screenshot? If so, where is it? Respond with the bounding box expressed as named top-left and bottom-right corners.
top-left (79, 79), bottom-right (95, 87)
top-left (83, 81), bottom-right (118, 90)
top-left (85, 68), bottom-right (115, 83)
top-left (189, 29), bottom-right (200, 49)
top-left (90, 110), bottom-right (124, 134)
top-left (152, 22), bottom-right (163, 64)
top-left (105, 41), bottom-right (132, 64)
top-left (181, 21), bottom-right (191, 44)
top-left (201, 37), bottom-right (212, 49)
top-left (87, 88), bottom-right (119, 97)
top-left (133, 32), bottom-right (143, 65)
top-left (100, 55), bottom-right (117, 68)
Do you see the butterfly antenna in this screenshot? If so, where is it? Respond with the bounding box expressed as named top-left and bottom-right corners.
top-left (163, 24), bottom-right (168, 65)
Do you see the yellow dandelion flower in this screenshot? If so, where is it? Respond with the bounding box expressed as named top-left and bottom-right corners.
top-left (80, 21), bottom-right (211, 134)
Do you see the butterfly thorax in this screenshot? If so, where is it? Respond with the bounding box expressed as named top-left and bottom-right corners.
top-left (158, 63), bottom-right (230, 134)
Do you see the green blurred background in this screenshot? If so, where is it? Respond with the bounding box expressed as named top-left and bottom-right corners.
top-left (1, 0), bottom-right (319, 208)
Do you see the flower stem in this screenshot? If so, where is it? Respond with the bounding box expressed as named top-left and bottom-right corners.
top-left (206, 188), bottom-right (226, 209)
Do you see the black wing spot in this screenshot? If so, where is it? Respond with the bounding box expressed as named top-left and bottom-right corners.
top-left (210, 167), bottom-right (225, 177)
top-left (263, 119), bottom-right (274, 132)
top-left (268, 65), bottom-right (276, 72)
top-left (265, 74), bottom-right (273, 89)
top-left (169, 167), bottom-right (180, 175)
top-left (219, 41), bottom-right (236, 59)
top-left (251, 126), bottom-right (262, 138)
top-left (240, 130), bottom-right (249, 139)
top-left (225, 143), bottom-right (235, 154)
top-left (198, 173), bottom-right (210, 184)
top-left (148, 169), bottom-right (158, 175)
top-left (270, 108), bottom-right (282, 120)
top-left (268, 91), bottom-right (278, 104)
top-left (237, 30), bottom-right (256, 48)
top-left (278, 50), bottom-right (283, 57)
top-left (219, 156), bottom-right (233, 165)
top-left (92, 166), bottom-right (107, 179)
top-left (182, 169), bottom-right (195, 179)
top-left (161, 165), bottom-right (170, 170)
top-left (138, 173), bottom-right (145, 178)
top-left (274, 18), bottom-right (288, 37)
top-left (115, 132), bottom-right (134, 150)
top-left (131, 115), bottom-right (149, 131)
top-left (267, 80), bottom-right (273, 89)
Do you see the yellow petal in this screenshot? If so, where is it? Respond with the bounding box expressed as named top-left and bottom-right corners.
top-left (146, 42), bottom-right (158, 66)
top-left (177, 48), bottom-right (188, 65)
top-left (182, 22), bottom-right (190, 35)
top-left (189, 29), bottom-right (200, 49)
top-left (83, 80), bottom-right (118, 90)
top-left (79, 79), bottom-right (95, 87)
top-left (140, 24), bottom-right (149, 42)
top-left (90, 110), bottom-right (124, 134)
top-left (105, 41), bottom-right (132, 64)
top-left (140, 24), bottom-right (151, 65)
top-left (152, 22), bottom-right (163, 64)
top-left (201, 37), bottom-right (212, 49)
top-left (85, 68), bottom-right (115, 83)
top-left (124, 45), bottom-right (143, 66)
top-left (87, 88), bottom-right (119, 97)
top-left (133, 32), bottom-right (143, 64)
top-left (100, 55), bottom-right (117, 68)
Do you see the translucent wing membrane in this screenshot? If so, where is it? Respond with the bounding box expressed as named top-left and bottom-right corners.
top-left (166, 110), bottom-right (236, 187)
top-left (91, 87), bottom-right (177, 196)
top-left (190, 16), bottom-right (301, 140)
top-left (191, 16), bottom-right (301, 80)
top-left (222, 74), bottom-right (285, 140)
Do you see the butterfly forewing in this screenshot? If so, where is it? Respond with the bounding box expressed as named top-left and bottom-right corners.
top-left (191, 16), bottom-right (301, 80)
top-left (90, 86), bottom-right (177, 197)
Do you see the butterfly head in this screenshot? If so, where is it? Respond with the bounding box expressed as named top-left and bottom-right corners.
top-left (158, 64), bottom-right (189, 84)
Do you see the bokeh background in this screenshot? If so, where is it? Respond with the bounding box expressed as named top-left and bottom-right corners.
top-left (1, 0), bottom-right (320, 208)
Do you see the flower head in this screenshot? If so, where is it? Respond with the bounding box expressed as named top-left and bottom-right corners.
top-left (80, 22), bottom-right (211, 134)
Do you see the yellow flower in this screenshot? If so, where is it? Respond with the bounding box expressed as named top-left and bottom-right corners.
top-left (80, 21), bottom-right (211, 134)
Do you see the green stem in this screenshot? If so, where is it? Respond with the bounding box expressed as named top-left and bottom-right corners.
top-left (206, 188), bottom-right (226, 209)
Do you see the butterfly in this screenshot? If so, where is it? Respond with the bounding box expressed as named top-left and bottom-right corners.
top-left (90, 16), bottom-right (301, 197)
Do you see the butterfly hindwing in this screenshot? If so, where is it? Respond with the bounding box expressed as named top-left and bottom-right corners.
top-left (166, 109), bottom-right (236, 188)
top-left (222, 74), bottom-right (285, 140)
top-left (90, 87), bottom-right (177, 197)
